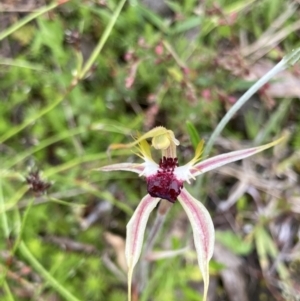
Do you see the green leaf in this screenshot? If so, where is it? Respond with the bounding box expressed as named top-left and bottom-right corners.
top-left (254, 226), bottom-right (289, 279)
top-left (165, 1), bottom-right (182, 13)
top-left (137, 4), bottom-right (170, 34)
top-left (171, 16), bottom-right (202, 34)
top-left (186, 121), bottom-right (200, 150)
top-left (215, 230), bottom-right (252, 255)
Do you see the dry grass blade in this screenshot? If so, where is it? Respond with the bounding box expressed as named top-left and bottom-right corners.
top-left (241, 2), bottom-right (297, 57)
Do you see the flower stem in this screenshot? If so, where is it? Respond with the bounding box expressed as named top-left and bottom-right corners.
top-left (0, 181), bottom-right (9, 239)
top-left (0, 1), bottom-right (68, 41)
top-left (79, 0), bottom-right (128, 79)
top-left (19, 242), bottom-right (81, 301)
top-left (204, 47), bottom-right (300, 158)
top-left (145, 200), bottom-right (172, 253)
top-left (128, 268), bottom-right (133, 301)
top-left (136, 200), bottom-right (172, 293)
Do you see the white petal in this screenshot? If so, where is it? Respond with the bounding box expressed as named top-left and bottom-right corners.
top-left (191, 137), bottom-right (284, 177)
top-left (140, 159), bottom-right (159, 177)
top-left (126, 194), bottom-right (160, 268)
top-left (99, 160), bottom-right (159, 178)
top-left (98, 163), bottom-right (145, 175)
top-left (126, 194), bottom-right (160, 300)
top-left (174, 165), bottom-right (194, 183)
top-left (178, 188), bottom-right (214, 301)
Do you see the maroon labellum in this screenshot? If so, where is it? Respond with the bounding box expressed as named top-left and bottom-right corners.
top-left (146, 157), bottom-right (183, 202)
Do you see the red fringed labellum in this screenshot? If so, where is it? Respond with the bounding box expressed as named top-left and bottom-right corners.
top-left (146, 157), bottom-right (183, 202)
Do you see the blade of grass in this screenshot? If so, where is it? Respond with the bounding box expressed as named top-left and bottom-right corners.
top-left (6, 188), bottom-right (88, 212)
top-left (203, 47), bottom-right (300, 158)
top-left (19, 241), bottom-right (81, 301)
top-left (6, 121), bottom-right (140, 169)
top-left (5, 127), bottom-right (86, 169)
top-left (201, 0), bottom-right (256, 37)
top-left (135, 4), bottom-right (169, 35)
top-left (0, 177), bottom-right (12, 290)
top-left (254, 99), bottom-right (292, 145)
top-left (255, 226), bottom-right (289, 280)
top-left (12, 198), bottom-right (35, 254)
top-left (79, 0), bottom-right (128, 78)
top-left (33, 254), bottom-right (67, 299)
top-left (3, 186), bottom-right (29, 213)
top-left (186, 121), bottom-right (201, 150)
top-left (0, 1), bottom-right (69, 41)
top-left (0, 181), bottom-right (9, 238)
top-left (0, 58), bottom-right (45, 71)
top-left (48, 197), bottom-right (86, 208)
top-left (0, 84), bottom-right (76, 144)
top-left (45, 150), bottom-right (131, 177)
top-left (3, 151), bottom-right (132, 214)
top-left (0, 0), bottom-right (127, 144)
top-left (75, 181), bottom-right (133, 215)
top-left (3, 280), bottom-right (15, 301)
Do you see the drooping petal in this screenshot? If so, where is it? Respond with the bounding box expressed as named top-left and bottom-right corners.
top-left (178, 188), bottom-right (214, 301)
top-left (126, 194), bottom-right (161, 301)
top-left (191, 136), bottom-right (284, 177)
top-left (97, 163), bottom-right (145, 174)
top-left (99, 160), bottom-right (160, 178)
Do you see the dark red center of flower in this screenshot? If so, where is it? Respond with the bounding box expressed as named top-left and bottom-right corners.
top-left (146, 157), bottom-right (183, 203)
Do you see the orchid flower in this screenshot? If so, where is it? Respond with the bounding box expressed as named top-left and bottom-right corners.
top-left (99, 126), bottom-right (283, 301)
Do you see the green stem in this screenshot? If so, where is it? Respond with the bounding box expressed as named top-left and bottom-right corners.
top-left (0, 0), bottom-right (127, 144)
top-left (0, 181), bottom-right (9, 238)
top-left (203, 47), bottom-right (300, 158)
top-left (79, 0), bottom-right (128, 78)
top-left (0, 1), bottom-right (68, 41)
top-left (254, 99), bottom-right (292, 145)
top-left (6, 127), bottom-right (86, 169)
top-left (0, 84), bottom-right (75, 144)
top-left (3, 280), bottom-right (15, 301)
top-left (12, 198), bottom-right (34, 254)
top-left (19, 242), bottom-right (81, 301)
top-left (137, 201), bottom-right (172, 296)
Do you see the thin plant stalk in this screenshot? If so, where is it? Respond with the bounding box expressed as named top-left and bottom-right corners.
top-left (0, 1), bottom-right (69, 41)
top-left (254, 99), bottom-right (292, 145)
top-left (3, 280), bottom-right (15, 301)
top-left (0, 0), bottom-right (127, 144)
top-left (0, 181), bottom-right (9, 238)
top-left (144, 200), bottom-right (172, 254)
top-left (203, 47), bottom-right (300, 158)
top-left (137, 200), bottom-right (172, 293)
top-left (0, 181), bottom-right (10, 289)
top-left (0, 84), bottom-right (76, 144)
top-left (79, 0), bottom-right (128, 78)
top-left (144, 211), bottom-right (167, 254)
top-left (5, 127), bottom-right (87, 169)
top-left (12, 197), bottom-right (33, 254)
top-left (19, 242), bottom-right (81, 301)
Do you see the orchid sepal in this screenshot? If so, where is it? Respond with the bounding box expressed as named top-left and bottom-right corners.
top-left (178, 188), bottom-right (214, 301)
top-left (190, 136), bottom-right (284, 177)
top-left (126, 194), bottom-right (161, 301)
top-left (97, 163), bottom-right (145, 174)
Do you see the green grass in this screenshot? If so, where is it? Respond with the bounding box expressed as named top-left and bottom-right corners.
top-left (1, 0), bottom-right (300, 300)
